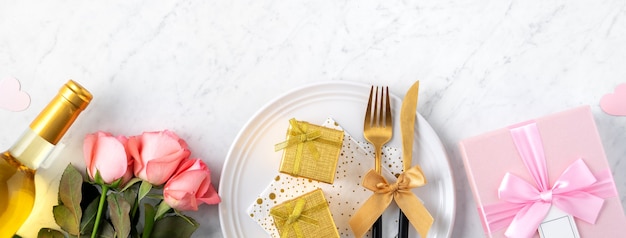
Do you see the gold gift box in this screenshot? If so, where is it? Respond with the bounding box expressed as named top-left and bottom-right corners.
top-left (270, 189), bottom-right (339, 238)
top-left (275, 118), bottom-right (344, 184)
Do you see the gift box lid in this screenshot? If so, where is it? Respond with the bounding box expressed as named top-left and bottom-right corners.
top-left (459, 106), bottom-right (626, 238)
top-left (277, 119), bottom-right (344, 184)
top-left (270, 188), bottom-right (339, 238)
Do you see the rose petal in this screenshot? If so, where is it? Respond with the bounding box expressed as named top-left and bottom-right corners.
top-left (83, 133), bottom-right (98, 177)
top-left (128, 136), bottom-right (146, 177)
top-left (167, 170), bottom-right (207, 192)
top-left (140, 131), bottom-right (187, 161)
top-left (93, 136), bottom-right (128, 183)
top-left (198, 184), bottom-right (221, 205)
top-left (165, 190), bottom-right (198, 211)
top-left (144, 156), bottom-right (186, 185)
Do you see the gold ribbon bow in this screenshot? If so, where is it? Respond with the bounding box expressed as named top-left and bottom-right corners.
top-left (274, 118), bottom-right (339, 174)
top-left (349, 165), bottom-right (434, 238)
top-left (270, 198), bottom-right (324, 238)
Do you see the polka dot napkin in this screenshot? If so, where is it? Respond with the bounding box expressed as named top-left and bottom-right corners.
top-left (247, 118), bottom-right (406, 238)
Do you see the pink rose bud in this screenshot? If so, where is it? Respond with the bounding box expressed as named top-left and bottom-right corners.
top-left (84, 131), bottom-right (133, 186)
top-left (164, 159), bottom-right (221, 211)
top-left (128, 130), bottom-right (190, 186)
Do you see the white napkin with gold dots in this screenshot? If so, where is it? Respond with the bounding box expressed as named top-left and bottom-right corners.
top-left (247, 118), bottom-right (406, 238)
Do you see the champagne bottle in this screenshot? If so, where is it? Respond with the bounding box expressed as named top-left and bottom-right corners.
top-left (0, 80), bottom-right (92, 237)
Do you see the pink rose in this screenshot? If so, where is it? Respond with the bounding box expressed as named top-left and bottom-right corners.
top-left (128, 130), bottom-right (190, 186)
top-left (163, 159), bottom-right (220, 211)
top-left (84, 131), bottom-right (133, 186)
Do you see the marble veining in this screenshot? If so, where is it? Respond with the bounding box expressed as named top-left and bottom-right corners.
top-left (1, 0), bottom-right (625, 237)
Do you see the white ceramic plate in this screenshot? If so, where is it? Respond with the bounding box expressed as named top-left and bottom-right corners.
top-left (219, 81), bottom-right (455, 237)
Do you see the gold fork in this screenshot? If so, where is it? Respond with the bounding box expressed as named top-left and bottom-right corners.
top-left (363, 86), bottom-right (393, 238)
top-left (364, 86), bottom-right (393, 174)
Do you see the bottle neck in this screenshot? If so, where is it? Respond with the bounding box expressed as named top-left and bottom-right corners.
top-left (10, 80), bottom-right (92, 169)
top-left (8, 129), bottom-right (56, 170)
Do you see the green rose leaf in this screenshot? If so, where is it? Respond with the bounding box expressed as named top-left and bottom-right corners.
top-left (120, 177), bottom-right (142, 192)
top-left (154, 202), bottom-right (172, 220)
top-left (97, 222), bottom-right (115, 238)
top-left (174, 210), bottom-right (197, 226)
top-left (141, 203), bottom-right (156, 238)
top-left (124, 186), bottom-right (141, 237)
top-left (149, 215), bottom-right (199, 238)
top-left (138, 180), bottom-right (152, 202)
top-left (80, 197), bottom-right (100, 235)
top-left (123, 184), bottom-right (140, 227)
top-left (53, 205), bottom-right (79, 235)
top-left (37, 228), bottom-right (66, 238)
top-left (122, 185), bottom-right (138, 209)
top-left (58, 164), bottom-right (83, 230)
top-left (107, 192), bottom-right (131, 238)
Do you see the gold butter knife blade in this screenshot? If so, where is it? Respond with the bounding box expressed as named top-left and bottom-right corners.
top-left (398, 80), bottom-right (420, 238)
top-left (400, 81), bottom-right (419, 172)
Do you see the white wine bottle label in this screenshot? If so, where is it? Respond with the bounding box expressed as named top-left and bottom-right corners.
top-left (8, 129), bottom-right (56, 169)
top-left (40, 142), bottom-right (64, 169)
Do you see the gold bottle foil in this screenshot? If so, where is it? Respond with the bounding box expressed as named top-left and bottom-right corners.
top-left (29, 80), bottom-right (92, 145)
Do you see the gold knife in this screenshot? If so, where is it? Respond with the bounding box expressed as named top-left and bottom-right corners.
top-left (400, 81), bottom-right (419, 171)
top-left (399, 81), bottom-right (419, 237)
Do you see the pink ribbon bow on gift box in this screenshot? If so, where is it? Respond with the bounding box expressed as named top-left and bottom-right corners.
top-left (482, 122), bottom-right (618, 238)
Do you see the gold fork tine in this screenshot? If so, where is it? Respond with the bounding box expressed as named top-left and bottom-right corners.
top-left (365, 86), bottom-right (373, 127)
top-left (385, 87), bottom-right (392, 129)
top-left (374, 86), bottom-right (380, 127)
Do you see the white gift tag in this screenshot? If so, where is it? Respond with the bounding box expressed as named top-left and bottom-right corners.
top-left (538, 206), bottom-right (580, 238)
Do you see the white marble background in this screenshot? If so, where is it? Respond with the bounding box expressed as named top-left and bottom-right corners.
top-left (1, 0), bottom-right (625, 237)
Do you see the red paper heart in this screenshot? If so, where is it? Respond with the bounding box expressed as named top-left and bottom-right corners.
top-left (0, 77), bottom-right (30, 112)
top-left (600, 83), bottom-right (626, 116)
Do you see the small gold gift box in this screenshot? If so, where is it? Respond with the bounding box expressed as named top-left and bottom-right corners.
top-left (274, 118), bottom-right (343, 184)
top-left (270, 189), bottom-right (339, 238)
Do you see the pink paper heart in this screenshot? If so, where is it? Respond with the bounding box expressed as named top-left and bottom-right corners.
top-left (600, 83), bottom-right (626, 116)
top-left (0, 77), bottom-right (31, 112)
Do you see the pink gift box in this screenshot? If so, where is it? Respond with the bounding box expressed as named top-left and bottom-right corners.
top-left (459, 106), bottom-right (626, 238)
